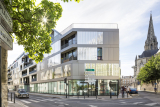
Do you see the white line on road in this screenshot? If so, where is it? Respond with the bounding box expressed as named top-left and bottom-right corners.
top-left (133, 102), bottom-right (143, 104)
top-left (29, 99), bottom-right (39, 102)
top-left (89, 105), bottom-right (97, 107)
top-left (145, 103), bottom-right (157, 106)
top-left (21, 100), bottom-right (31, 103)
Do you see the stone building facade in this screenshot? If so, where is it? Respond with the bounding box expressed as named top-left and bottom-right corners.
top-left (132, 14), bottom-right (159, 89)
top-left (121, 76), bottom-right (134, 87)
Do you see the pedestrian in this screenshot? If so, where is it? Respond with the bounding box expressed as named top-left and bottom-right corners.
top-left (127, 86), bottom-right (129, 96)
top-left (122, 86), bottom-right (125, 98)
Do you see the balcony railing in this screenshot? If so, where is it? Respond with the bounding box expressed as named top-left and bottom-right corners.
top-left (61, 56), bottom-right (77, 63)
top-left (8, 79), bottom-right (12, 81)
top-left (32, 78), bottom-right (37, 82)
top-left (23, 82), bottom-right (29, 85)
top-left (22, 73), bottom-right (27, 76)
top-left (24, 62), bottom-right (33, 69)
top-left (29, 70), bottom-right (37, 74)
top-left (61, 40), bottom-right (77, 49)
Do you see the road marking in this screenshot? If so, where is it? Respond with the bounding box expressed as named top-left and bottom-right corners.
top-left (29, 99), bottom-right (39, 102)
top-left (89, 105), bottom-right (97, 107)
top-left (133, 102), bottom-right (143, 104)
top-left (21, 100), bottom-right (31, 103)
top-left (121, 102), bottom-right (126, 103)
top-left (145, 103), bottom-right (157, 106)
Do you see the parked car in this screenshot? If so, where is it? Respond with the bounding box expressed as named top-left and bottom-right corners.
top-left (15, 89), bottom-right (29, 98)
top-left (129, 88), bottom-right (138, 94)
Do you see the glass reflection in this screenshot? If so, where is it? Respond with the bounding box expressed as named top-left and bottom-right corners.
top-left (77, 32), bottom-right (103, 44)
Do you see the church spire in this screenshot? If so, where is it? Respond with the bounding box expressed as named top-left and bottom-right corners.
top-left (144, 13), bottom-right (158, 51)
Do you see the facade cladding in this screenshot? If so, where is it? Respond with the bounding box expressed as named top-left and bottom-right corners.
top-left (8, 23), bottom-right (120, 96)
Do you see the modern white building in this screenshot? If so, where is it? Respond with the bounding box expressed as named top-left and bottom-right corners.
top-left (8, 23), bottom-right (120, 96)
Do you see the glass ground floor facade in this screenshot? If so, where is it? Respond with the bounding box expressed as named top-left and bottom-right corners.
top-left (29, 79), bottom-right (119, 96)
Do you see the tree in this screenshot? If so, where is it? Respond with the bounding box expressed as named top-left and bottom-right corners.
top-left (137, 56), bottom-right (160, 84)
top-left (4, 0), bottom-right (81, 63)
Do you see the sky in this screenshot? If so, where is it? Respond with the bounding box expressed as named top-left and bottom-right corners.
top-left (8, 0), bottom-right (160, 77)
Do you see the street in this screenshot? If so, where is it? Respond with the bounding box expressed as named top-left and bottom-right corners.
top-left (8, 91), bottom-right (160, 107)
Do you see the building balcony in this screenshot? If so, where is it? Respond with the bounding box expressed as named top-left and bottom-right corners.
top-left (24, 62), bottom-right (33, 69)
top-left (8, 79), bottom-right (12, 81)
top-left (61, 40), bottom-right (77, 49)
top-left (23, 82), bottom-right (29, 85)
top-left (29, 70), bottom-right (37, 74)
top-left (32, 78), bottom-right (37, 82)
top-left (61, 56), bottom-right (77, 63)
top-left (22, 73), bottom-right (27, 77)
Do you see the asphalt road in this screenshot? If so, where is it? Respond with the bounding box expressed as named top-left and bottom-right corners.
top-left (8, 92), bottom-right (160, 107)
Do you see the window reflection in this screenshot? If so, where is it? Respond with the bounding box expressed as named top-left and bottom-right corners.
top-left (85, 63), bottom-right (120, 76)
top-left (77, 32), bottom-right (103, 44)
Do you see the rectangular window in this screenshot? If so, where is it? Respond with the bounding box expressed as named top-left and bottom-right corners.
top-left (78, 47), bottom-right (97, 60)
top-left (48, 54), bottom-right (61, 67)
top-left (77, 32), bottom-right (103, 44)
top-left (97, 48), bottom-right (102, 60)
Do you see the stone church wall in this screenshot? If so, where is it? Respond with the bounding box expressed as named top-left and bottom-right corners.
top-left (137, 83), bottom-right (160, 93)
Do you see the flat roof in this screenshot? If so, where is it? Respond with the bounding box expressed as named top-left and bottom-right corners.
top-left (60, 23), bottom-right (118, 35)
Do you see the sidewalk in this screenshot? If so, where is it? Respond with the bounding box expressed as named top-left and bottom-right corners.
top-left (8, 99), bottom-right (28, 107)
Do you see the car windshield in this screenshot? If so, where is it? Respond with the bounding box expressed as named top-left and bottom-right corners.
top-left (130, 88), bottom-right (136, 90)
top-left (19, 90), bottom-right (26, 93)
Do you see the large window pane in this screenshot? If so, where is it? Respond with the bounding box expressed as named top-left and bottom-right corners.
top-left (78, 47), bottom-right (97, 60)
top-left (77, 32), bottom-right (103, 44)
top-left (48, 54), bottom-right (61, 67)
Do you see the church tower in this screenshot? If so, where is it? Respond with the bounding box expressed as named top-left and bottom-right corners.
top-left (144, 13), bottom-right (158, 51)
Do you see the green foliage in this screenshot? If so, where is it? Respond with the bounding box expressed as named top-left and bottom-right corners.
top-left (61, 0), bottom-right (81, 3)
top-left (4, 0), bottom-right (63, 63)
top-left (137, 56), bottom-right (160, 83)
top-left (154, 53), bottom-right (160, 70)
top-left (4, 0), bottom-right (81, 63)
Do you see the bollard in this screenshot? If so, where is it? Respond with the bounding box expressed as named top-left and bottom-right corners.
top-left (11, 93), bottom-right (12, 101)
top-left (117, 92), bottom-right (118, 99)
top-left (96, 91), bottom-right (97, 99)
top-left (14, 93), bottom-right (15, 103)
top-left (127, 92), bottom-right (128, 98)
top-left (78, 92), bottom-right (79, 99)
top-left (84, 92), bottom-right (85, 99)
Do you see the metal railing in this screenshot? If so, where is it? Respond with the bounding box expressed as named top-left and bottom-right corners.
top-left (61, 40), bottom-right (77, 49)
top-left (29, 70), bottom-right (37, 74)
top-left (61, 56), bottom-right (77, 63)
top-left (22, 73), bottom-right (27, 76)
top-left (8, 79), bottom-right (12, 81)
top-left (24, 62), bottom-right (33, 69)
top-left (32, 78), bottom-right (37, 82)
top-left (60, 23), bottom-right (118, 35)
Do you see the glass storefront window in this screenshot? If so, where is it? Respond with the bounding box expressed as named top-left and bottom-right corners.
top-left (30, 79), bottom-right (118, 96)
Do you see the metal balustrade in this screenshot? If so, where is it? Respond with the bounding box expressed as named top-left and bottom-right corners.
top-left (29, 70), bottom-right (37, 74)
top-left (24, 62), bottom-right (33, 69)
top-left (61, 56), bottom-right (77, 63)
top-left (32, 78), bottom-right (37, 82)
top-left (22, 73), bottom-right (27, 76)
top-left (61, 40), bottom-right (77, 49)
